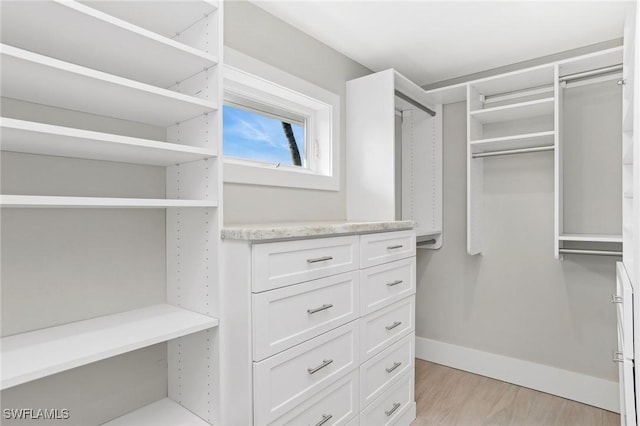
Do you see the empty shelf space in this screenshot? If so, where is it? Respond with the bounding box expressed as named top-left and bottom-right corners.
top-left (559, 234), bottom-right (622, 243)
top-left (103, 398), bottom-right (210, 426)
top-left (0, 195), bottom-right (217, 208)
top-left (1, 44), bottom-right (217, 127)
top-left (1, 304), bottom-right (218, 390)
top-left (1, 1), bottom-right (218, 88)
top-left (470, 131), bottom-right (555, 153)
top-left (471, 65), bottom-right (555, 97)
top-left (84, 1), bottom-right (218, 40)
top-left (469, 98), bottom-right (554, 124)
top-left (0, 118), bottom-right (216, 166)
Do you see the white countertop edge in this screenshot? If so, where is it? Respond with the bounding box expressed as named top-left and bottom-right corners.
top-left (221, 220), bottom-right (416, 241)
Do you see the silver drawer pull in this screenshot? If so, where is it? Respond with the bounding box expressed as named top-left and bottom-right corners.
top-left (386, 280), bottom-right (403, 287)
top-left (308, 304), bottom-right (334, 314)
top-left (385, 402), bottom-right (401, 416)
top-left (307, 256), bottom-right (333, 263)
top-left (385, 361), bottom-right (402, 373)
top-left (308, 359), bottom-right (333, 374)
top-left (613, 350), bottom-right (624, 363)
top-left (312, 414), bottom-right (333, 426)
top-left (611, 294), bottom-right (623, 304)
top-left (387, 245), bottom-right (403, 250)
top-left (386, 321), bottom-right (402, 330)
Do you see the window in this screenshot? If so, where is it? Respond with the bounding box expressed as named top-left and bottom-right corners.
top-left (223, 102), bottom-right (306, 168)
top-left (223, 48), bottom-right (340, 191)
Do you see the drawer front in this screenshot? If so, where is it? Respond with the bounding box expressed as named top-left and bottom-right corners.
top-left (619, 358), bottom-right (637, 426)
top-left (254, 321), bottom-right (359, 425)
top-left (361, 258), bottom-right (415, 316)
top-left (360, 371), bottom-right (414, 426)
top-left (360, 231), bottom-right (415, 268)
top-left (269, 370), bottom-right (359, 426)
top-left (361, 297), bottom-right (415, 361)
top-left (253, 271), bottom-right (360, 361)
top-left (616, 262), bottom-right (634, 359)
top-left (360, 333), bottom-right (414, 408)
top-left (252, 235), bottom-right (359, 292)
top-left (345, 415), bottom-right (359, 426)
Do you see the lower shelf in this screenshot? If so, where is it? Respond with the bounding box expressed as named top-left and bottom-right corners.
top-left (102, 398), bottom-right (209, 426)
top-left (1, 304), bottom-right (218, 390)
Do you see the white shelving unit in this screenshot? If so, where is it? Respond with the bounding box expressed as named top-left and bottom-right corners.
top-left (466, 65), bottom-right (556, 255)
top-left (0, 1), bottom-right (223, 424)
top-left (347, 69), bottom-right (443, 247)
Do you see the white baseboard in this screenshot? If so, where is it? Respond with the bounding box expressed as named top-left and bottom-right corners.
top-left (415, 336), bottom-right (619, 413)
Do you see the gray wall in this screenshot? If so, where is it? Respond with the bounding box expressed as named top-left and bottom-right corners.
top-left (416, 89), bottom-right (620, 381)
top-left (223, 0), bottom-right (371, 224)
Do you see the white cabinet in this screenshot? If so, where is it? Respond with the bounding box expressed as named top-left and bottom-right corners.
top-left (0, 1), bottom-right (223, 424)
top-left (222, 227), bottom-right (417, 425)
top-left (346, 70), bottom-right (443, 247)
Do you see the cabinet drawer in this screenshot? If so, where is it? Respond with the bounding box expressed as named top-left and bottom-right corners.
top-left (254, 321), bottom-right (359, 425)
top-left (360, 333), bottom-right (414, 408)
top-left (269, 370), bottom-right (359, 426)
top-left (360, 230), bottom-right (415, 268)
top-left (361, 297), bottom-right (414, 361)
top-left (253, 271), bottom-right (360, 360)
top-left (361, 258), bottom-right (415, 315)
top-left (360, 371), bottom-right (414, 426)
top-left (252, 236), bottom-right (359, 292)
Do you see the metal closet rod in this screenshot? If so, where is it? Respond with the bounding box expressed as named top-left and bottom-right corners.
top-left (559, 64), bottom-right (623, 83)
top-left (394, 90), bottom-right (436, 117)
top-left (472, 145), bottom-right (554, 158)
top-left (559, 248), bottom-right (622, 257)
top-left (417, 239), bottom-right (437, 246)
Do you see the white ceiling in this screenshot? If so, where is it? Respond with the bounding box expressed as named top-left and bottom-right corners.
top-left (251, 0), bottom-right (633, 86)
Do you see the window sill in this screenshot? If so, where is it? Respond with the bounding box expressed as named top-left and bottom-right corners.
top-left (223, 158), bottom-right (339, 191)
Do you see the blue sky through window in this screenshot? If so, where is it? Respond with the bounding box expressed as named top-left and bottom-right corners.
top-left (223, 105), bottom-right (305, 166)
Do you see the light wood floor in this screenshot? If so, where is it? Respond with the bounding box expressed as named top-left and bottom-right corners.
top-left (412, 359), bottom-right (619, 426)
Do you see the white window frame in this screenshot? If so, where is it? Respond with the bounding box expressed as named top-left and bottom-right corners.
top-left (223, 47), bottom-right (340, 191)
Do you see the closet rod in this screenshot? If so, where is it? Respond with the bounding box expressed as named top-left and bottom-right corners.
top-left (417, 239), bottom-right (437, 246)
top-left (559, 64), bottom-right (623, 83)
top-left (472, 145), bottom-right (554, 158)
top-left (394, 90), bottom-right (436, 117)
top-left (559, 248), bottom-right (622, 257)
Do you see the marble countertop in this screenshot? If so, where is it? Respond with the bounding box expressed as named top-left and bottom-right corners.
top-left (221, 220), bottom-right (415, 241)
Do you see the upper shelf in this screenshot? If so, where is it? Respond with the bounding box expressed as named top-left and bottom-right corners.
top-left (83, 1), bottom-right (218, 40)
top-left (470, 65), bottom-right (555, 97)
top-left (1, 304), bottom-right (218, 390)
top-left (0, 44), bottom-right (217, 128)
top-left (0, 195), bottom-right (217, 209)
top-left (1, 118), bottom-right (216, 166)
top-left (559, 234), bottom-right (623, 243)
top-left (470, 98), bottom-right (554, 124)
top-left (0, 1), bottom-right (218, 89)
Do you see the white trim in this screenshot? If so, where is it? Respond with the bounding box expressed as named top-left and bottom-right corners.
top-left (415, 336), bottom-right (620, 413)
top-left (222, 47), bottom-right (340, 191)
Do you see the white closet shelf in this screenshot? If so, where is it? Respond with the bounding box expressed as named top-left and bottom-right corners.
top-left (559, 234), bottom-right (623, 243)
top-left (469, 98), bottom-right (554, 124)
top-left (0, 195), bottom-right (217, 208)
top-left (102, 398), bottom-right (209, 426)
top-left (470, 131), bottom-right (555, 153)
top-left (84, 1), bottom-right (218, 40)
top-left (0, 118), bottom-right (216, 166)
top-left (0, 44), bottom-right (217, 128)
top-left (0, 304), bottom-right (218, 390)
top-left (1, 1), bottom-right (218, 89)
top-left (471, 65), bottom-right (555, 97)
